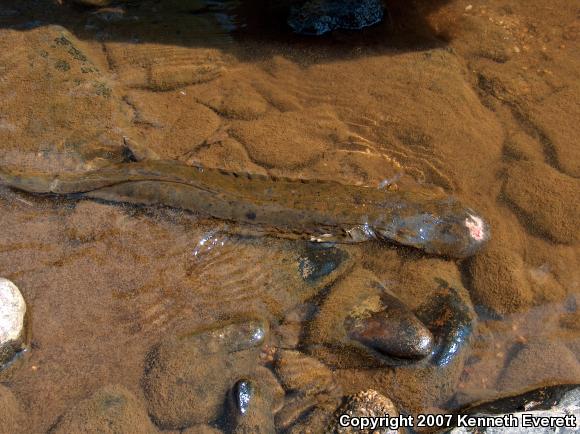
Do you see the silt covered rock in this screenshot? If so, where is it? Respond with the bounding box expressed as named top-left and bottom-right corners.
top-left (51, 385), bottom-right (157, 434)
top-left (142, 318), bottom-right (269, 430)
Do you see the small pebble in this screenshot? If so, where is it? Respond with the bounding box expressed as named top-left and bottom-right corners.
top-left (228, 378), bottom-right (276, 434)
top-left (232, 379), bottom-right (254, 415)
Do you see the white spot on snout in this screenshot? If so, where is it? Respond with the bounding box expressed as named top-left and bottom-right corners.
top-left (465, 214), bottom-right (485, 241)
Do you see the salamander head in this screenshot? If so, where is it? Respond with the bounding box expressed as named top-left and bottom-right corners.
top-left (428, 210), bottom-right (490, 258)
top-left (374, 205), bottom-right (490, 259)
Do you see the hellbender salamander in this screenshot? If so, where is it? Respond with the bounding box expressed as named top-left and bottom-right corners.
top-left (0, 160), bottom-right (489, 258)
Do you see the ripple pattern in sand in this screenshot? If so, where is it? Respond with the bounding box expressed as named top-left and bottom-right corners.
top-left (111, 227), bottom-right (321, 340)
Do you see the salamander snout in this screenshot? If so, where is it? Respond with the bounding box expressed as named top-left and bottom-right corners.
top-left (424, 209), bottom-right (491, 259)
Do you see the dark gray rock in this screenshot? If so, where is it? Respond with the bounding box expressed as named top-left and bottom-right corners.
top-left (414, 278), bottom-right (474, 367)
top-left (288, 0), bottom-right (383, 35)
top-left (298, 242), bottom-right (348, 284)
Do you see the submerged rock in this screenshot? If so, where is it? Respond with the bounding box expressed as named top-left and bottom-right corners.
top-left (468, 244), bottom-right (533, 316)
top-left (503, 160), bottom-right (580, 244)
top-left (298, 243), bottom-right (348, 285)
top-left (0, 278), bottom-right (27, 371)
top-left (195, 79), bottom-right (270, 121)
top-left (142, 318), bottom-right (268, 429)
top-left (230, 109), bottom-right (344, 168)
top-left (228, 379), bottom-right (276, 434)
top-left (51, 385), bottom-right (157, 434)
top-left (414, 279), bottom-right (474, 367)
top-left (274, 349), bottom-right (338, 396)
top-left (327, 389), bottom-right (399, 434)
top-left (306, 267), bottom-right (434, 367)
top-left (345, 291), bottom-right (433, 360)
top-left (0, 25), bottom-right (130, 174)
top-left (385, 258), bottom-right (476, 413)
top-left (288, 0), bottom-right (384, 35)
top-left (231, 380), bottom-right (256, 416)
top-left (273, 350), bottom-right (341, 430)
top-left (497, 342), bottom-right (580, 392)
top-left (390, 259), bottom-right (477, 369)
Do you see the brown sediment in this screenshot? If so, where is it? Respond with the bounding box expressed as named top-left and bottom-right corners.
top-left (0, 0), bottom-right (578, 432)
top-left (0, 385), bottom-right (28, 434)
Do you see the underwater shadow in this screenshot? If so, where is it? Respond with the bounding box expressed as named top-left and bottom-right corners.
top-left (1, 0), bottom-right (457, 64)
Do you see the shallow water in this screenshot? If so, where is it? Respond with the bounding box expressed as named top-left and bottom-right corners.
top-left (0, 0), bottom-right (579, 432)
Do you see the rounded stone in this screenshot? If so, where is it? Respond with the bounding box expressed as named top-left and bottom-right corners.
top-left (231, 379), bottom-right (255, 416)
top-left (345, 292), bottom-right (434, 359)
top-left (328, 389), bottom-right (398, 434)
top-left (497, 342), bottom-right (580, 392)
top-left (51, 385), bottom-right (158, 434)
top-left (468, 244), bottom-right (533, 316)
top-left (143, 319), bottom-right (268, 429)
top-left (451, 385), bottom-right (580, 434)
top-left (0, 278), bottom-right (27, 370)
top-left (503, 160), bottom-right (579, 244)
top-left (305, 267), bottom-right (434, 367)
top-left (196, 80), bottom-right (269, 121)
top-left (228, 378), bottom-right (276, 434)
top-left (395, 258), bottom-right (476, 369)
top-left (122, 91), bottom-right (221, 159)
top-left (230, 109), bottom-right (347, 169)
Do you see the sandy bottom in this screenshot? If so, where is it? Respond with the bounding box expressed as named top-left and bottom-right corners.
top-left (0, 0), bottom-right (579, 432)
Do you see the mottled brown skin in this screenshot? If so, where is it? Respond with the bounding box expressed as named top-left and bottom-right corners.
top-left (0, 160), bottom-right (489, 258)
